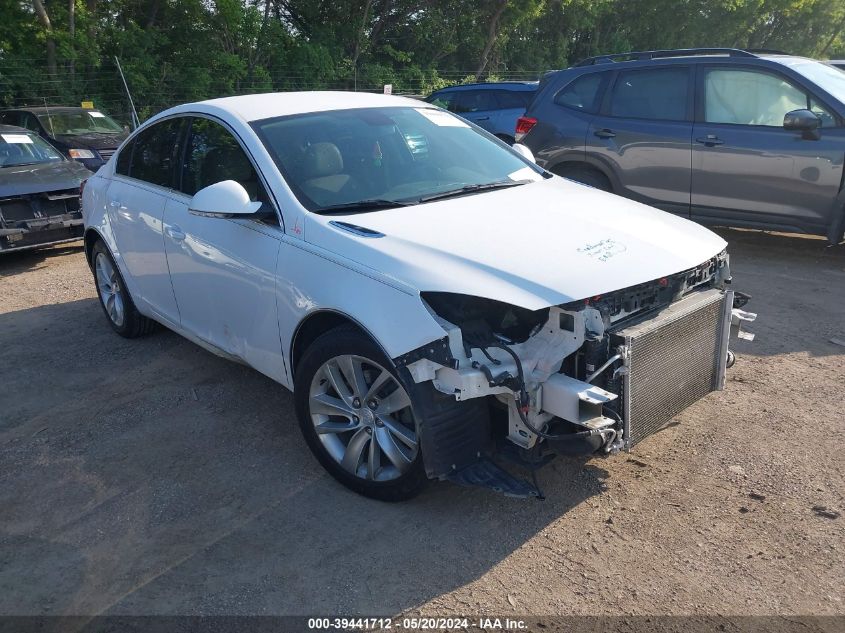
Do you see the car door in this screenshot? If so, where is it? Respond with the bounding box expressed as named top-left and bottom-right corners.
top-left (690, 65), bottom-right (845, 233)
top-left (161, 115), bottom-right (286, 383)
top-left (454, 90), bottom-right (499, 133)
top-left (490, 89), bottom-right (532, 140)
top-left (106, 118), bottom-right (184, 325)
top-left (586, 66), bottom-right (694, 216)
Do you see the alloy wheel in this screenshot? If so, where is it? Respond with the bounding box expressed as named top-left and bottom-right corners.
top-left (308, 355), bottom-right (418, 481)
top-left (95, 252), bottom-right (125, 327)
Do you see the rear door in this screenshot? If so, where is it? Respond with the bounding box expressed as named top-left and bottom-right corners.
top-left (586, 66), bottom-right (694, 216)
top-left (690, 65), bottom-right (845, 234)
top-left (454, 90), bottom-right (500, 134)
top-left (106, 118), bottom-right (184, 325)
top-left (490, 89), bottom-right (533, 140)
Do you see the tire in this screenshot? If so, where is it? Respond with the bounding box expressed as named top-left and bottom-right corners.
top-left (557, 166), bottom-right (613, 192)
top-left (91, 240), bottom-right (156, 338)
top-left (294, 325), bottom-right (428, 501)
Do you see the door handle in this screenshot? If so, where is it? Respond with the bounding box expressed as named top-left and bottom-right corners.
top-left (594, 128), bottom-right (616, 139)
top-left (473, 116), bottom-right (490, 121)
top-left (696, 135), bottom-right (725, 146)
top-left (165, 225), bottom-right (186, 241)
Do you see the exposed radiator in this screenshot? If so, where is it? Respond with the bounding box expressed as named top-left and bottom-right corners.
top-left (612, 288), bottom-right (732, 448)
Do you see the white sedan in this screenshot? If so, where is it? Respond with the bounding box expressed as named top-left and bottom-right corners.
top-left (82, 92), bottom-right (754, 501)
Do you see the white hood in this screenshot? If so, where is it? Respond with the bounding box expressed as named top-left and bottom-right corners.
top-left (306, 177), bottom-right (727, 311)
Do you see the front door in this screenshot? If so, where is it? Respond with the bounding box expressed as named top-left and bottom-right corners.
top-left (585, 66), bottom-right (694, 216)
top-left (691, 65), bottom-right (845, 234)
top-left (162, 116), bottom-right (285, 383)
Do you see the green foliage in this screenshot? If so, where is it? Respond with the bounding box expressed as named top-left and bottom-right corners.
top-left (0, 0), bottom-right (843, 122)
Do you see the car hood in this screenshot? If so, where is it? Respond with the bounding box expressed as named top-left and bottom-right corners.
top-left (53, 132), bottom-right (127, 150)
top-left (0, 160), bottom-right (91, 197)
top-left (305, 177), bottom-right (727, 310)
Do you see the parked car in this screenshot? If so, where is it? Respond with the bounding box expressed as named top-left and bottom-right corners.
top-left (426, 82), bottom-right (537, 143)
top-left (0, 125), bottom-right (91, 253)
top-left (0, 106), bottom-right (129, 172)
top-left (517, 48), bottom-right (845, 243)
top-left (829, 60), bottom-right (845, 72)
top-left (82, 92), bottom-right (754, 501)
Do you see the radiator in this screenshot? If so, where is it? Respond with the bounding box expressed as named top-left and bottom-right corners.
top-left (612, 288), bottom-right (733, 448)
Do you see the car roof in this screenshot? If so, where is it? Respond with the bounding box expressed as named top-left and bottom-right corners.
top-left (434, 82), bottom-right (538, 92)
top-left (156, 91), bottom-right (434, 124)
top-left (0, 124), bottom-right (33, 134)
top-left (1, 106), bottom-right (98, 114)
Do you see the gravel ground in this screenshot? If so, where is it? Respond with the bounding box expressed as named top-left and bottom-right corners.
top-left (0, 229), bottom-right (843, 621)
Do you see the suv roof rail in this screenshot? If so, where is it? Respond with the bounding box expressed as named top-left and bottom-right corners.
top-left (573, 48), bottom-right (758, 67)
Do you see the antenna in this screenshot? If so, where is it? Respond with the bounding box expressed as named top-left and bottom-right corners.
top-left (42, 98), bottom-right (55, 136)
top-left (115, 56), bottom-right (140, 130)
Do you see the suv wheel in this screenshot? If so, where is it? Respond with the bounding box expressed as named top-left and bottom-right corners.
top-left (556, 165), bottom-right (612, 192)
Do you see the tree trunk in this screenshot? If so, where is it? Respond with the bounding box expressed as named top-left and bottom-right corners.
top-left (351, 0), bottom-right (375, 73)
top-left (69, 0), bottom-right (76, 80)
top-left (475, 0), bottom-right (508, 80)
top-left (819, 12), bottom-right (845, 57)
top-left (32, 0), bottom-right (57, 77)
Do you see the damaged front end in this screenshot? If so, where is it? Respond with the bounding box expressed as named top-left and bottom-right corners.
top-left (395, 251), bottom-right (756, 498)
top-left (0, 187), bottom-right (85, 253)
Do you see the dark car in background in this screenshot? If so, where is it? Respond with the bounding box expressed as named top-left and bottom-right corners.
top-left (0, 125), bottom-right (91, 253)
top-left (0, 106), bottom-right (128, 172)
top-left (517, 48), bottom-right (845, 243)
top-left (830, 60), bottom-right (845, 71)
top-left (426, 81), bottom-right (537, 143)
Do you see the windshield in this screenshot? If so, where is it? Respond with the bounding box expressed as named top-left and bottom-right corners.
top-left (37, 110), bottom-right (124, 136)
top-left (0, 132), bottom-right (64, 167)
top-left (252, 106), bottom-right (543, 213)
top-left (790, 60), bottom-right (845, 105)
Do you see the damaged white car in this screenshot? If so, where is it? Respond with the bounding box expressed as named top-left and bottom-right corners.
top-left (82, 92), bottom-right (755, 500)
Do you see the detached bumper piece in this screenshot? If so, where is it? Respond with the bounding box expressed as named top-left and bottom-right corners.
top-left (446, 459), bottom-right (541, 499)
top-left (0, 189), bottom-right (83, 253)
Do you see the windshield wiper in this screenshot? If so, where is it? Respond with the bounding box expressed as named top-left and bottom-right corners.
top-left (317, 199), bottom-right (416, 215)
top-left (416, 180), bottom-right (528, 203)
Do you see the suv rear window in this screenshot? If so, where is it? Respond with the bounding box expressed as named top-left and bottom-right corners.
top-left (609, 68), bottom-right (689, 121)
top-left (554, 73), bottom-right (607, 112)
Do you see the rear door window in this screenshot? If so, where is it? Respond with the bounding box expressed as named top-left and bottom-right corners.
top-left (554, 73), bottom-right (608, 113)
top-left (609, 68), bottom-right (690, 121)
top-left (454, 90), bottom-right (499, 113)
top-left (494, 89), bottom-right (533, 109)
top-left (120, 118), bottom-right (184, 187)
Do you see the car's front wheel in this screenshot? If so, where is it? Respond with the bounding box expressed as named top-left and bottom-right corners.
top-left (294, 326), bottom-right (427, 501)
top-left (91, 240), bottom-right (156, 338)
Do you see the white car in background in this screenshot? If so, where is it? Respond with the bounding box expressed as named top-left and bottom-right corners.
top-left (82, 92), bottom-right (754, 501)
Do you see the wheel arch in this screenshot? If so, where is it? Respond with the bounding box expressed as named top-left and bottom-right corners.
top-left (83, 227), bottom-right (104, 267)
top-left (290, 309), bottom-right (390, 380)
top-left (548, 158), bottom-right (615, 190)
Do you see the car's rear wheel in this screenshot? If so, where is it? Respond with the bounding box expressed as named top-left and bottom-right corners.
top-left (556, 165), bottom-right (613, 192)
top-left (91, 240), bottom-right (156, 338)
top-left (294, 325), bottom-right (427, 501)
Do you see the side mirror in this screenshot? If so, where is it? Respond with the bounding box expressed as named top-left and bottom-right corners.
top-left (783, 109), bottom-right (821, 140)
top-left (511, 142), bottom-right (536, 163)
top-left (189, 180), bottom-right (263, 218)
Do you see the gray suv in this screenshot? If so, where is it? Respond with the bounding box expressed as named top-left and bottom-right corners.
top-left (518, 48), bottom-right (845, 242)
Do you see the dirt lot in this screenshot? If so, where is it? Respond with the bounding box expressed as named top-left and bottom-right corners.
top-left (1, 229), bottom-right (843, 621)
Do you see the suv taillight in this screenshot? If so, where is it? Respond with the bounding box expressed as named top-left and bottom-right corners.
top-left (515, 116), bottom-right (537, 142)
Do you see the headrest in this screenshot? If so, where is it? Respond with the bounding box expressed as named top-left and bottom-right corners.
top-left (304, 142), bottom-right (343, 178)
